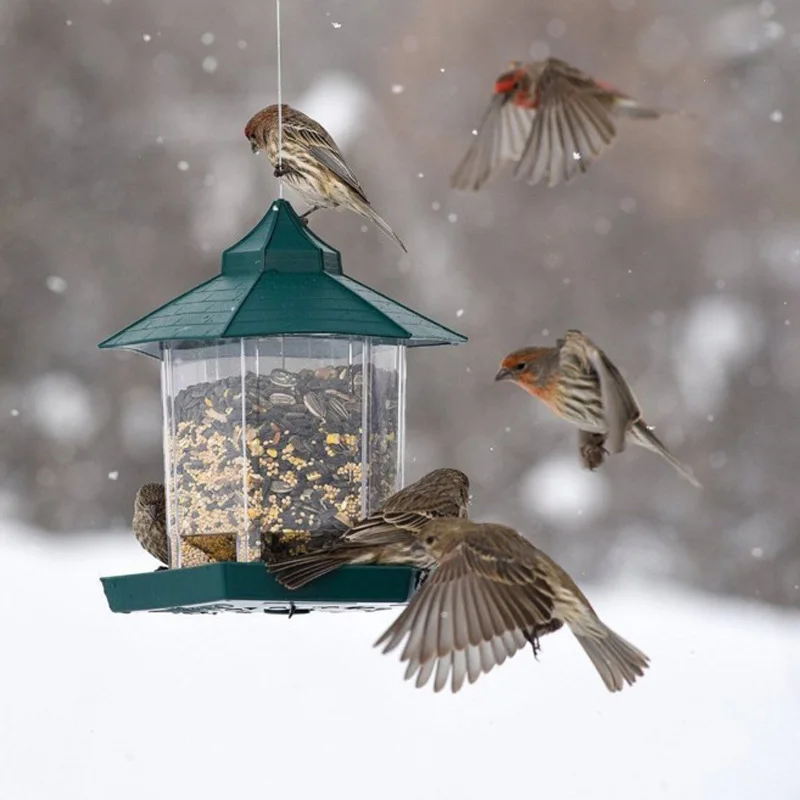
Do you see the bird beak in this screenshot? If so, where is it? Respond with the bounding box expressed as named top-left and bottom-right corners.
top-left (494, 367), bottom-right (513, 382)
top-left (251, 142), bottom-right (260, 154)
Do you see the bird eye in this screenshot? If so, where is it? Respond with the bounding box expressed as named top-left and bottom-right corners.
top-left (514, 363), bottom-right (525, 372)
top-left (425, 536), bottom-right (435, 545)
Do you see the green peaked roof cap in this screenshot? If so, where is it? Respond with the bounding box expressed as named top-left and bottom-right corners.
top-left (99, 199), bottom-right (466, 357)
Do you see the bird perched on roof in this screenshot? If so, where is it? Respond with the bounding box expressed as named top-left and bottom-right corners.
top-left (268, 468), bottom-right (471, 590)
top-left (451, 57), bottom-right (677, 191)
top-left (245, 104), bottom-right (407, 252)
top-left (495, 329), bottom-right (701, 487)
top-left (376, 518), bottom-right (650, 693)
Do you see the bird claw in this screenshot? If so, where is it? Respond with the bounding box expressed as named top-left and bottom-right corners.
top-left (524, 629), bottom-right (542, 660)
top-left (579, 431), bottom-right (608, 471)
top-left (273, 164), bottom-right (290, 178)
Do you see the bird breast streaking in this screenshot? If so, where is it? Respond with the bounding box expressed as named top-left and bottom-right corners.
top-left (451, 57), bottom-right (679, 191)
top-left (376, 518), bottom-right (650, 694)
top-left (245, 104), bottom-right (407, 253)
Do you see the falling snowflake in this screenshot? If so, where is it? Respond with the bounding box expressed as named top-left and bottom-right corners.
top-left (46, 276), bottom-right (67, 294)
top-left (177, 161), bottom-right (189, 171)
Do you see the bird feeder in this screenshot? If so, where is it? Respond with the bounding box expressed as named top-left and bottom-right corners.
top-left (99, 199), bottom-right (465, 614)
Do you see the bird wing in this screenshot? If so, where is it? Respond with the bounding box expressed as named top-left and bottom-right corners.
top-left (375, 541), bottom-right (557, 693)
top-left (288, 116), bottom-right (368, 201)
top-left (344, 510), bottom-right (434, 545)
top-left (513, 58), bottom-right (617, 187)
top-left (451, 93), bottom-right (535, 191)
top-left (560, 330), bottom-right (642, 454)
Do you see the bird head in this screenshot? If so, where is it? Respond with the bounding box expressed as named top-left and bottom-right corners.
top-left (493, 62), bottom-right (528, 98)
top-left (427, 468), bottom-right (472, 512)
top-left (134, 482), bottom-right (165, 518)
top-left (417, 518), bottom-right (468, 560)
top-left (494, 347), bottom-right (556, 391)
top-left (244, 105), bottom-right (282, 154)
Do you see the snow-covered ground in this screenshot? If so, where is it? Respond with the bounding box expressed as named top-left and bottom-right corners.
top-left (1, 523), bottom-right (798, 800)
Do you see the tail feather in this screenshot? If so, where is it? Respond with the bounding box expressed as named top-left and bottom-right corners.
top-left (572, 623), bottom-right (650, 692)
top-left (631, 420), bottom-right (702, 488)
top-left (268, 550), bottom-right (361, 590)
top-left (611, 97), bottom-right (693, 120)
top-left (353, 199), bottom-right (408, 253)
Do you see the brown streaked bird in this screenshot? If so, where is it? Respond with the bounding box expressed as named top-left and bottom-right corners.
top-left (451, 57), bottom-right (675, 191)
top-left (132, 483), bottom-right (240, 566)
top-left (376, 518), bottom-right (650, 694)
top-left (133, 482), bottom-right (169, 566)
top-left (268, 468), bottom-right (471, 590)
top-left (495, 330), bottom-right (701, 488)
top-left (244, 104), bottom-right (407, 252)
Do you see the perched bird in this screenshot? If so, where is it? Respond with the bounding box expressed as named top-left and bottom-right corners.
top-left (376, 518), bottom-right (650, 693)
top-left (244, 104), bottom-right (407, 252)
top-left (133, 482), bottom-right (169, 566)
top-left (132, 483), bottom-right (239, 566)
top-left (451, 57), bottom-right (672, 191)
top-left (268, 468), bottom-right (471, 590)
top-left (495, 330), bottom-right (701, 488)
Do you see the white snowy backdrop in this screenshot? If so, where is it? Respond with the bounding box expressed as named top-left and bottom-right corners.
top-left (2, 525), bottom-right (799, 799)
top-left (1, 0), bottom-right (799, 797)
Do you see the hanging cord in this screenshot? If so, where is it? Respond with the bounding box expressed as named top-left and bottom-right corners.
top-left (275, 0), bottom-right (284, 198)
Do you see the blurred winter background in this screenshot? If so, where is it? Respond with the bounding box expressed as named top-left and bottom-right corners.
top-left (2, 1), bottom-right (800, 798)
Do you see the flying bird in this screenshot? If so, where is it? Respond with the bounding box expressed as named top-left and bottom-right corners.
top-left (495, 329), bottom-right (701, 487)
top-left (245, 104), bottom-right (407, 252)
top-left (376, 518), bottom-right (650, 693)
top-left (451, 57), bottom-right (673, 191)
top-left (268, 468), bottom-right (471, 590)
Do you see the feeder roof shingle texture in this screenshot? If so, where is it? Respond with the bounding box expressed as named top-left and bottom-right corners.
top-left (99, 199), bottom-right (466, 356)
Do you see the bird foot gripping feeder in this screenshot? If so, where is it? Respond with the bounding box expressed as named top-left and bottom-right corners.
top-left (100, 200), bottom-right (465, 614)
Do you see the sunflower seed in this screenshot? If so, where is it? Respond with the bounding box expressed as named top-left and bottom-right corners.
top-left (269, 392), bottom-right (295, 406)
top-left (303, 391), bottom-right (327, 420)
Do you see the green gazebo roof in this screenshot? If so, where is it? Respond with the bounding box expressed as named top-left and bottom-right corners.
top-left (99, 200), bottom-right (466, 357)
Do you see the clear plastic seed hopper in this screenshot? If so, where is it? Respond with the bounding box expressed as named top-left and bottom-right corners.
top-left (99, 200), bottom-right (466, 614)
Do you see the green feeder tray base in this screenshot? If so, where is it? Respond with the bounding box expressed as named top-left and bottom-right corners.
top-left (101, 562), bottom-right (422, 615)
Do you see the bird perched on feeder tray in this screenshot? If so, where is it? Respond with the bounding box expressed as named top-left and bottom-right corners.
top-left (133, 483), bottom-right (169, 566)
top-left (451, 57), bottom-right (678, 191)
top-left (495, 329), bottom-right (701, 487)
top-left (132, 482), bottom-right (241, 566)
top-left (268, 468), bottom-right (471, 590)
top-left (244, 104), bottom-right (408, 253)
top-left (376, 518), bottom-right (650, 694)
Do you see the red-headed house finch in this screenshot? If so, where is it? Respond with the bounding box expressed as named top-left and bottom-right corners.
top-left (245, 104), bottom-right (407, 253)
top-left (133, 483), bottom-right (169, 566)
top-left (452, 57), bottom-right (674, 191)
top-left (376, 518), bottom-right (650, 694)
top-left (495, 330), bottom-right (701, 488)
top-left (268, 468), bottom-right (471, 590)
